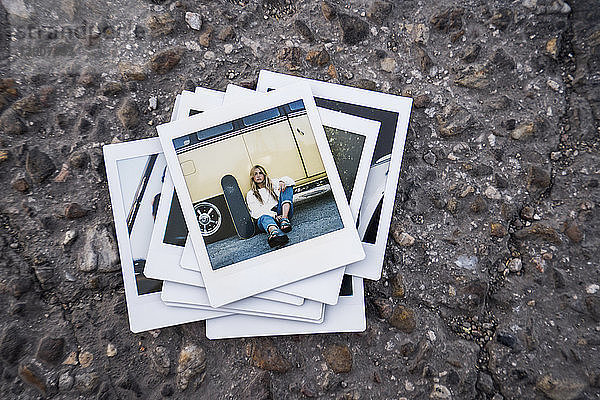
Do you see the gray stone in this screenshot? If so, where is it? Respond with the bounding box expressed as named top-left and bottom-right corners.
top-left (80, 225), bottom-right (120, 272)
top-left (26, 147), bottom-right (56, 183)
top-left (176, 344), bottom-right (206, 391)
top-left (185, 12), bottom-right (202, 31)
top-left (338, 14), bottom-right (369, 45)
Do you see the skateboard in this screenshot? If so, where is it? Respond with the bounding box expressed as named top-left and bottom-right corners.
top-left (221, 174), bottom-right (255, 239)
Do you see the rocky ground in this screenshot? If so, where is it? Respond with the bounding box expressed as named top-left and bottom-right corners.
top-left (0, 0), bottom-right (599, 399)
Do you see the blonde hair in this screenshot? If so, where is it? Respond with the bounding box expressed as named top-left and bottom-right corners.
top-left (250, 165), bottom-right (278, 204)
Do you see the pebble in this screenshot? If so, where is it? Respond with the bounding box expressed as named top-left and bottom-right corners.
top-left (148, 96), bottom-right (158, 111)
top-left (484, 186), bottom-right (501, 200)
top-left (62, 230), bottom-right (78, 247)
top-left (146, 12), bottom-right (175, 37)
top-left (203, 51), bottom-right (216, 60)
top-left (372, 298), bottom-right (393, 319)
top-left (25, 147), bottom-right (56, 183)
top-left (36, 337), bottom-right (64, 365)
top-left (393, 231), bottom-right (415, 247)
top-left (248, 340), bottom-right (290, 373)
top-left (77, 66), bottom-right (98, 87)
top-left (380, 57), bottom-right (397, 73)
top-left (185, 12), bottom-right (202, 31)
top-left (58, 372), bottom-right (73, 392)
top-left (0, 324), bottom-right (26, 364)
top-left (78, 351), bottom-right (93, 368)
top-left (118, 62), bottom-right (146, 82)
top-left (306, 49), bottom-right (330, 67)
top-left (477, 372), bottom-right (495, 394)
top-left (461, 44), bottom-right (481, 63)
top-left (510, 122), bottom-right (534, 140)
top-left (547, 79), bottom-right (561, 92)
top-left (294, 20), bottom-right (315, 42)
top-left (11, 176), bottom-right (29, 192)
top-left (152, 346), bottom-right (171, 375)
top-left (117, 97), bottom-right (140, 129)
top-left (414, 94), bottom-right (431, 109)
top-left (217, 25), bottom-right (235, 41)
top-left (536, 375), bottom-right (586, 400)
top-left (74, 372), bottom-right (100, 392)
top-left (367, 1), bottom-right (392, 24)
top-left (106, 343), bottom-right (117, 357)
top-left (430, 383), bottom-right (452, 399)
top-left (455, 67), bottom-right (489, 88)
top-left (586, 284), bottom-right (599, 294)
top-left (507, 258), bottom-right (522, 272)
top-left (68, 151), bottom-right (89, 169)
top-left (527, 165), bottom-right (551, 193)
top-left (436, 104), bottom-right (473, 137)
top-left (0, 108), bottom-right (25, 135)
top-left (321, 1), bottom-right (337, 21)
top-left (65, 203), bottom-right (87, 219)
top-left (490, 222), bottom-right (507, 238)
top-left (148, 48), bottom-right (184, 74)
top-left (564, 221), bottom-right (583, 243)
top-left (80, 225), bottom-right (120, 272)
top-left (338, 14), bottom-right (369, 45)
top-left (176, 344), bottom-right (206, 390)
top-left (199, 26), bottom-right (213, 47)
top-left (323, 345), bottom-right (352, 373)
top-left (454, 255), bottom-right (477, 270)
top-left (416, 46), bottom-right (433, 72)
top-left (18, 363), bottom-right (47, 395)
top-left (389, 305), bottom-right (416, 333)
top-left (224, 43), bottom-right (234, 54)
top-left (586, 296), bottom-right (600, 321)
top-left (545, 37), bottom-right (559, 59)
top-left (430, 8), bottom-right (464, 32)
top-left (391, 273), bottom-right (405, 297)
top-left (514, 223), bottom-right (562, 245)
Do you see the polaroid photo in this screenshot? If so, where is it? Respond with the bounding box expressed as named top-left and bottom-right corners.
top-left (157, 82), bottom-right (365, 307)
top-left (144, 171), bottom-right (304, 306)
top-left (103, 137), bottom-right (229, 333)
top-left (175, 85), bottom-right (380, 305)
top-left (257, 70), bottom-right (412, 280)
top-left (144, 90), bottom-right (303, 306)
top-left (176, 88), bottom-right (224, 120)
top-left (205, 275), bottom-right (364, 339)
top-left (160, 280), bottom-right (324, 323)
top-left (178, 85), bottom-right (380, 305)
top-left (163, 301), bottom-right (324, 324)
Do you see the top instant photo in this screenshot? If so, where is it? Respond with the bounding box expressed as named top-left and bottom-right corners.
top-left (257, 71), bottom-right (413, 280)
top-left (157, 83), bottom-right (365, 307)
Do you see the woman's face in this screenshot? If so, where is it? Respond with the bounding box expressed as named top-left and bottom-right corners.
top-left (252, 168), bottom-right (265, 185)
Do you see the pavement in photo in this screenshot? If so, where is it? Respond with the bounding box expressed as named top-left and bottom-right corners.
top-left (206, 192), bottom-right (343, 269)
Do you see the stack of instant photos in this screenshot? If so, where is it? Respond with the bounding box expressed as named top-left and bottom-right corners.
top-left (104, 70), bottom-right (412, 338)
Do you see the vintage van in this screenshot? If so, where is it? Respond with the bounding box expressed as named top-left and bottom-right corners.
top-left (173, 100), bottom-right (329, 244)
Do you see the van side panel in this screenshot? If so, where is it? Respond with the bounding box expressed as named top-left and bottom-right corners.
top-left (242, 120), bottom-right (306, 187)
top-left (287, 114), bottom-right (326, 179)
top-left (176, 136), bottom-right (252, 203)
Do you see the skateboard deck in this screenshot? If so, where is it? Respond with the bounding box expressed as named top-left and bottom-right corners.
top-left (221, 175), bottom-right (255, 239)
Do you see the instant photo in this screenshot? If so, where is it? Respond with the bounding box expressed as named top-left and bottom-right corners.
top-left (257, 71), bottom-right (412, 280)
top-left (103, 138), bottom-right (228, 332)
top-left (158, 83), bottom-right (365, 307)
top-left (205, 275), bottom-right (365, 339)
top-left (177, 86), bottom-right (378, 306)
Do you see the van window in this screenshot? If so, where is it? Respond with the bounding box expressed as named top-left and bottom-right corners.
top-left (287, 100), bottom-right (305, 112)
top-left (242, 107), bottom-right (280, 127)
top-left (173, 136), bottom-right (192, 150)
top-left (196, 121), bottom-right (234, 142)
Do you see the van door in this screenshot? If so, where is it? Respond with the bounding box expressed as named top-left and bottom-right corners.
top-left (241, 108), bottom-right (305, 184)
top-left (286, 102), bottom-right (326, 180)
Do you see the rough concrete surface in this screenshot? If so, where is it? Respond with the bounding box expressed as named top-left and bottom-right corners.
top-left (0, 0), bottom-right (599, 399)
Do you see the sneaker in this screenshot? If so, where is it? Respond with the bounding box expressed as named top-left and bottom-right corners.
top-left (268, 229), bottom-right (289, 248)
